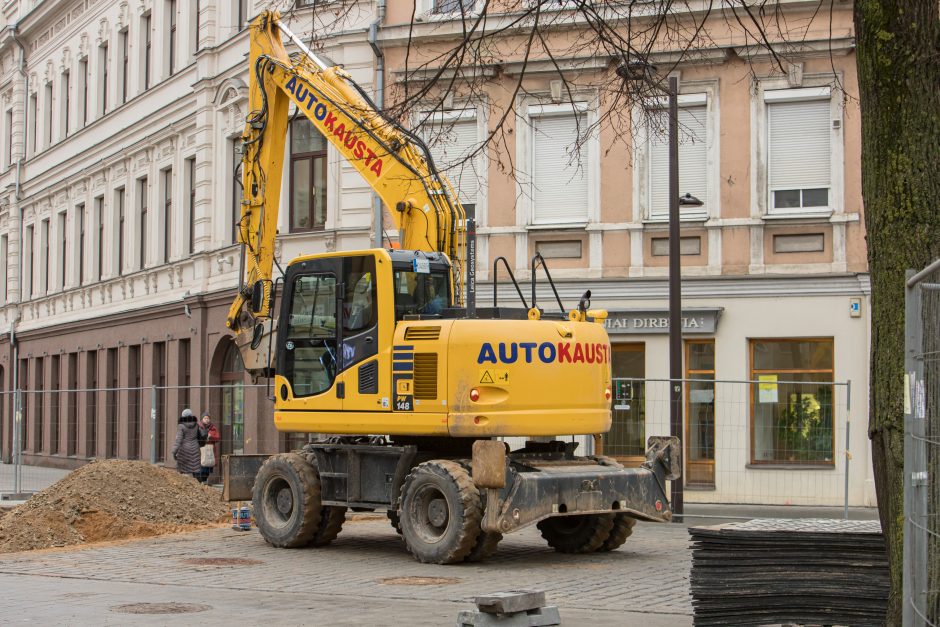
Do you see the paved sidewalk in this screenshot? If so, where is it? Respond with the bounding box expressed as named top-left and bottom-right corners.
top-left (0, 517), bottom-right (692, 626)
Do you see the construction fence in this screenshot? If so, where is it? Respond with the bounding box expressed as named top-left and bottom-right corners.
top-left (904, 258), bottom-right (940, 626)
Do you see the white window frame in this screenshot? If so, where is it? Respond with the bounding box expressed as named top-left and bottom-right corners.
top-left (752, 81), bottom-right (843, 218)
top-left (417, 0), bottom-right (485, 20)
top-left (516, 100), bottom-right (599, 229)
top-left (419, 107), bottom-right (488, 226)
top-left (633, 91), bottom-right (717, 223)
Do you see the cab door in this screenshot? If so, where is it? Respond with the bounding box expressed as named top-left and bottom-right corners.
top-left (276, 257), bottom-right (344, 412)
top-left (334, 253), bottom-right (384, 413)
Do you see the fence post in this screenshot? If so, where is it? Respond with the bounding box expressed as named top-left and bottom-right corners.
top-left (843, 379), bottom-right (851, 521)
top-left (12, 388), bottom-right (22, 495)
top-left (150, 385), bottom-right (157, 464)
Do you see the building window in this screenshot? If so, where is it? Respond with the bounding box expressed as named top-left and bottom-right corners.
top-left (116, 187), bottom-right (125, 276)
top-left (424, 110), bottom-right (480, 216)
top-left (119, 29), bottom-right (129, 105)
top-left (43, 82), bottom-right (53, 147)
top-left (231, 139), bottom-right (243, 243)
top-left (433, 0), bottom-right (477, 13)
top-left (289, 118), bottom-right (327, 232)
top-left (221, 343), bottom-right (245, 455)
top-left (750, 338), bottom-right (835, 465)
top-left (106, 347), bottom-right (118, 458)
top-left (86, 350), bottom-right (98, 458)
top-left (4, 108), bottom-right (12, 168)
top-left (686, 340), bottom-right (715, 487)
top-left (77, 203), bottom-right (85, 286)
top-left (161, 168), bottom-right (173, 263)
top-left (142, 12), bottom-right (152, 91)
top-left (67, 352), bottom-right (77, 456)
top-left (646, 98), bottom-right (709, 220)
top-left (186, 157), bottom-right (196, 254)
top-left (128, 345), bottom-right (141, 460)
top-left (94, 196), bottom-right (104, 281)
top-left (236, 0), bottom-right (248, 30)
top-left (50, 355), bottom-right (60, 455)
top-left (167, 0), bottom-right (177, 76)
top-left (57, 211), bottom-right (67, 290)
top-left (78, 58), bottom-right (88, 126)
top-left (605, 343), bottom-right (646, 462)
top-left (60, 70), bottom-right (70, 138)
top-left (0, 234), bottom-right (7, 304)
top-left (179, 338), bottom-right (191, 414)
top-left (138, 177), bottom-right (148, 269)
top-left (99, 42), bottom-right (108, 116)
top-left (193, 0), bottom-right (202, 55)
top-left (766, 89), bottom-right (832, 214)
top-left (28, 93), bottom-right (37, 156)
top-left (527, 104), bottom-right (590, 226)
top-left (154, 341), bottom-right (167, 461)
top-left (32, 358), bottom-right (42, 452)
top-left (23, 225), bottom-right (33, 298)
top-left (41, 218), bottom-right (49, 293)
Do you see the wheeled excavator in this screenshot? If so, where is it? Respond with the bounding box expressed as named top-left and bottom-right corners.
top-left (222, 11), bottom-right (680, 564)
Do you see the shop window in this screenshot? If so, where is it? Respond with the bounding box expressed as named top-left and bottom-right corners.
top-left (686, 340), bottom-right (715, 487)
top-left (221, 343), bottom-right (245, 455)
top-left (604, 343), bottom-right (645, 462)
top-left (750, 338), bottom-right (834, 464)
top-left (289, 117), bottom-right (328, 232)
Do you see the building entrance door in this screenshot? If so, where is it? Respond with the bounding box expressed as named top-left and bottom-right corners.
top-left (220, 344), bottom-right (245, 456)
top-left (603, 343), bottom-right (646, 465)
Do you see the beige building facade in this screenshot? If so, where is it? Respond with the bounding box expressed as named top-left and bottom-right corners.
top-left (0, 1), bottom-right (873, 507)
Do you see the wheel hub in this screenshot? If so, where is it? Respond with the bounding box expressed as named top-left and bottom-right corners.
top-left (427, 498), bottom-right (448, 528)
top-left (275, 486), bottom-right (294, 516)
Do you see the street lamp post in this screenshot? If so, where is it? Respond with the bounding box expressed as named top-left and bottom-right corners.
top-left (617, 64), bottom-right (702, 517)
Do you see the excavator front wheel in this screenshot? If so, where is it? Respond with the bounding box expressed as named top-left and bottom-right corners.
top-left (252, 453), bottom-right (322, 548)
top-left (399, 460), bottom-right (483, 564)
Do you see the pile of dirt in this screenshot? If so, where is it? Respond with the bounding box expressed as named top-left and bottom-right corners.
top-left (0, 460), bottom-right (231, 553)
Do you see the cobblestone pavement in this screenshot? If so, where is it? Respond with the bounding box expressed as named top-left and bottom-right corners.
top-left (0, 517), bottom-right (692, 626)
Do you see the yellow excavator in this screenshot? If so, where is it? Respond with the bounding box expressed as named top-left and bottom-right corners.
top-left (223, 11), bottom-right (680, 564)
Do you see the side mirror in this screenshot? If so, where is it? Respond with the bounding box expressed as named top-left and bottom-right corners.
top-left (250, 280), bottom-right (271, 314)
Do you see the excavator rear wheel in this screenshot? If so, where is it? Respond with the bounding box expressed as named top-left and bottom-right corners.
top-left (598, 513), bottom-right (637, 552)
top-left (536, 514), bottom-right (615, 554)
top-left (399, 460), bottom-right (483, 564)
top-left (252, 453), bottom-right (321, 548)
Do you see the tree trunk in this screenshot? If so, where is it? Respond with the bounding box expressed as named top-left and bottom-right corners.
top-left (854, 1), bottom-right (940, 623)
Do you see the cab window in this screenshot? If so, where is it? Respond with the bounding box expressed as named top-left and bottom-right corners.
top-left (393, 269), bottom-right (450, 320)
top-left (284, 273), bottom-right (337, 397)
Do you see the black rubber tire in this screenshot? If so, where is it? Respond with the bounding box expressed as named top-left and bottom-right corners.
top-left (386, 509), bottom-right (403, 536)
top-left (252, 453), bottom-right (321, 548)
top-left (536, 514), bottom-right (615, 554)
top-left (399, 460), bottom-right (483, 564)
top-left (464, 530), bottom-right (502, 562)
top-left (310, 504), bottom-right (347, 547)
top-left (598, 513), bottom-right (636, 552)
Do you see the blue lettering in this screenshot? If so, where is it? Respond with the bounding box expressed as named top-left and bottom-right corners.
top-left (296, 84), bottom-right (309, 103)
top-left (538, 342), bottom-right (556, 364)
top-left (314, 103), bottom-right (327, 121)
top-left (306, 91), bottom-right (318, 110)
top-left (498, 343), bottom-right (518, 364)
top-left (477, 343), bottom-right (497, 364)
top-left (285, 76), bottom-right (297, 94)
top-left (520, 342), bottom-right (537, 363)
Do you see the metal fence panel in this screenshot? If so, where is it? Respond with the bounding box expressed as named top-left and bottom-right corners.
top-left (905, 259), bottom-right (940, 626)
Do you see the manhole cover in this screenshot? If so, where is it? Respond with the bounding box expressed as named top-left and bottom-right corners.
top-left (378, 576), bottom-right (462, 586)
top-left (181, 557), bottom-right (263, 566)
top-left (111, 603), bottom-right (211, 615)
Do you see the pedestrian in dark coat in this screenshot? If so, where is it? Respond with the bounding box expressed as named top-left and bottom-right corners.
top-left (172, 408), bottom-right (201, 478)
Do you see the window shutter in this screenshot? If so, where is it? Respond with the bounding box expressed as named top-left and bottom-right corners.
top-left (768, 99), bottom-right (830, 192)
top-left (649, 106), bottom-right (708, 218)
top-left (532, 112), bottom-right (588, 225)
top-left (426, 117), bottom-right (480, 206)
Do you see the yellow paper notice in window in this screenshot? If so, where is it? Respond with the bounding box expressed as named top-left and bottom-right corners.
top-left (758, 374), bottom-right (778, 403)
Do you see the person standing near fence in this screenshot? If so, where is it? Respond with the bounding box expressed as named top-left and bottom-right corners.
top-left (172, 409), bottom-right (201, 479)
top-left (198, 413), bottom-right (220, 484)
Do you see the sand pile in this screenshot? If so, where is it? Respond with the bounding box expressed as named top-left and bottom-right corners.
top-left (0, 460), bottom-right (230, 553)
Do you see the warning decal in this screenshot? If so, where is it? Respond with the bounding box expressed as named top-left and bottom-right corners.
top-left (479, 369), bottom-right (510, 385)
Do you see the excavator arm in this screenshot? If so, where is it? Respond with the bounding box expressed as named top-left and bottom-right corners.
top-left (226, 11), bottom-right (466, 360)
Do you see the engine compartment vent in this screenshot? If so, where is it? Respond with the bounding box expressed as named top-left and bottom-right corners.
top-left (404, 326), bottom-right (441, 341)
top-left (413, 353), bottom-right (438, 400)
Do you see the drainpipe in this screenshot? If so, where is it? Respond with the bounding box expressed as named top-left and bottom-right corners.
top-left (368, 0), bottom-right (386, 249)
top-left (11, 23), bottom-right (27, 202)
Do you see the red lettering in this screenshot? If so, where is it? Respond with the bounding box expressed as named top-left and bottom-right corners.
top-left (354, 140), bottom-right (365, 159)
top-left (333, 123), bottom-right (346, 142)
top-left (585, 343), bottom-right (595, 364)
top-left (573, 343), bottom-right (584, 363)
top-left (557, 342), bottom-right (572, 363)
top-left (323, 112), bottom-right (337, 131)
top-left (364, 147), bottom-right (377, 166)
top-left (344, 133), bottom-right (357, 150)
top-left (601, 344), bottom-right (608, 363)
top-left (370, 158), bottom-right (383, 177)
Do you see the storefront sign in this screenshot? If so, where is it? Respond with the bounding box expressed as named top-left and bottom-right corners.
top-left (603, 308), bottom-right (722, 335)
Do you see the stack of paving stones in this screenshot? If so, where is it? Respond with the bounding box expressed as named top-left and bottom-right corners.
top-left (688, 518), bottom-right (888, 626)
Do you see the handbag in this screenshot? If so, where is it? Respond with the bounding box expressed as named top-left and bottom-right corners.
top-left (200, 444), bottom-right (216, 467)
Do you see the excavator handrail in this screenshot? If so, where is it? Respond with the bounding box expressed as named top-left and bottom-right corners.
top-left (492, 256), bottom-right (528, 310)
